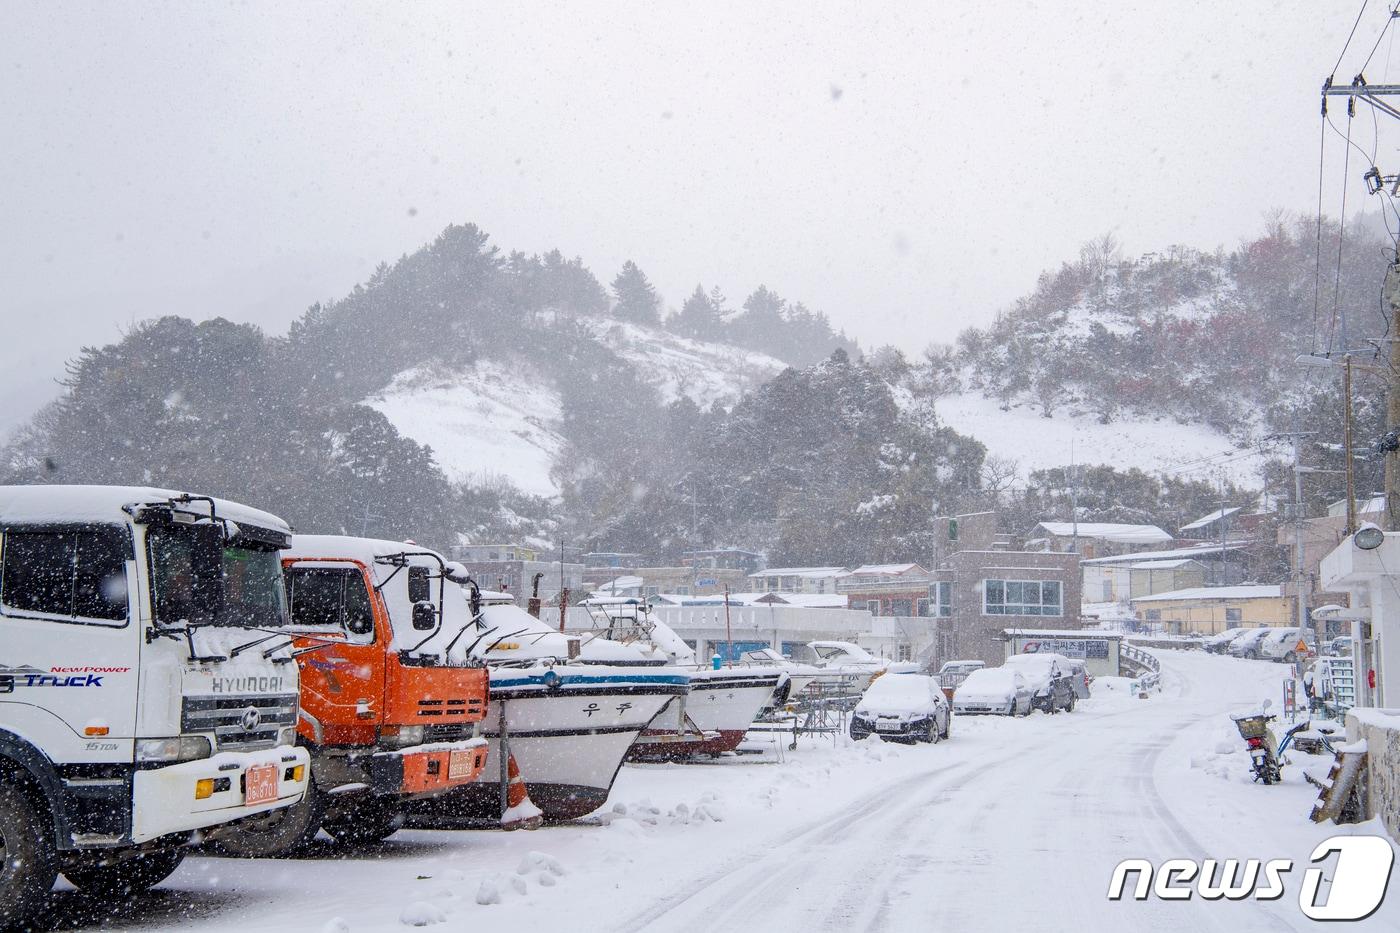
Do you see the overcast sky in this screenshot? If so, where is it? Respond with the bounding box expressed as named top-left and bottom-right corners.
top-left (2, 2), bottom-right (1391, 436)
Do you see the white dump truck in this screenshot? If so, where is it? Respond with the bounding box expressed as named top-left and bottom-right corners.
top-left (0, 485), bottom-right (312, 927)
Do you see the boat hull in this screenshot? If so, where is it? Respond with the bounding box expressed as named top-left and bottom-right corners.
top-left (631, 669), bottom-right (782, 759)
top-left (409, 666), bottom-right (687, 823)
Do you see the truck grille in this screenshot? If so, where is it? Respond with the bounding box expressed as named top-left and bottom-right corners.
top-left (414, 697), bottom-right (484, 718)
top-left (182, 693), bottom-right (298, 751)
top-left (422, 723), bottom-right (474, 743)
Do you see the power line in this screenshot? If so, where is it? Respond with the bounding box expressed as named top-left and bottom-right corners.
top-left (1333, 0), bottom-right (1373, 78)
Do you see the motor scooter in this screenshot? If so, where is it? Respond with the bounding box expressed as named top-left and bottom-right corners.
top-left (1231, 703), bottom-right (1317, 785)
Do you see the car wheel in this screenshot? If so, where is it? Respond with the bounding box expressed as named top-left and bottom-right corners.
top-left (1284, 651), bottom-right (1296, 664)
top-left (926, 720), bottom-right (939, 744)
top-left (940, 714), bottom-right (951, 740)
top-left (1066, 694), bottom-right (1076, 712)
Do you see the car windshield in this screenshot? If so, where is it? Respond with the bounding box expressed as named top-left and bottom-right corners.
top-left (149, 524), bottom-right (287, 627)
top-left (963, 669), bottom-right (1015, 691)
top-left (866, 675), bottom-right (931, 702)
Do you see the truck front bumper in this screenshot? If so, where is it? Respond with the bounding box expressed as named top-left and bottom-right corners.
top-left (130, 744), bottom-right (311, 843)
top-left (366, 738), bottom-right (489, 797)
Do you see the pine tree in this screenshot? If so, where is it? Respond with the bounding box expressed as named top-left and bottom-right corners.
top-left (610, 261), bottom-right (661, 324)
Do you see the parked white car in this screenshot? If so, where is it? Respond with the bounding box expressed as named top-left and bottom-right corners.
top-left (953, 667), bottom-right (1034, 716)
top-left (1204, 627), bottom-right (1250, 654)
top-left (851, 673), bottom-right (951, 743)
top-left (1228, 627), bottom-right (1274, 659)
top-left (1002, 653), bottom-right (1077, 713)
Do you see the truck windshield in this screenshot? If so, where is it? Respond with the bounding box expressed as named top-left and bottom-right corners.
top-left (148, 524), bottom-right (288, 628)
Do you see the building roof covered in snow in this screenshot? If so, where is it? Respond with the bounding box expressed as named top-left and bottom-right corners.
top-left (842, 563), bottom-right (926, 577)
top-left (1125, 558), bottom-right (1202, 570)
top-left (1130, 585), bottom-right (1283, 604)
top-left (1179, 507), bottom-right (1241, 532)
top-left (1081, 543), bottom-right (1243, 566)
top-left (1031, 522), bottom-right (1173, 545)
top-left (748, 567), bottom-right (847, 579)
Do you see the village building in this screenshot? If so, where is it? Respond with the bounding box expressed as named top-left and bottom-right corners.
top-left (449, 542), bottom-right (584, 606)
top-left (1128, 584), bottom-right (1289, 635)
top-left (923, 511), bottom-right (1083, 669)
top-left (1025, 521), bottom-right (1174, 559)
top-left (746, 566), bottom-right (846, 595)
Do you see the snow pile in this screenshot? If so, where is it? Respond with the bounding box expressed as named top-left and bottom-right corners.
top-left (397, 902), bottom-right (446, 926)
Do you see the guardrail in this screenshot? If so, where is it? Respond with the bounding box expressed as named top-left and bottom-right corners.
top-left (1120, 642), bottom-right (1161, 690)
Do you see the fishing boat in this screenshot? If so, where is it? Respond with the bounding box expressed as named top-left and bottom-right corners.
top-left (414, 590), bottom-right (691, 823)
top-left (580, 599), bottom-right (788, 759)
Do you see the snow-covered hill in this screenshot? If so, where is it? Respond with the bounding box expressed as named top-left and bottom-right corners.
top-left (363, 323), bottom-right (789, 499)
top-left (364, 361), bottom-right (566, 498)
top-left (934, 390), bottom-right (1266, 486)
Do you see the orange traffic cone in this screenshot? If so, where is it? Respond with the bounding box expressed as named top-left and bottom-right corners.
top-left (501, 753), bottom-right (543, 831)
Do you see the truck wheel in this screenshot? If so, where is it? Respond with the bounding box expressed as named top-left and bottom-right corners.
top-left (63, 848), bottom-right (184, 896)
top-left (0, 782), bottom-right (57, 929)
top-left (322, 801), bottom-right (402, 846)
top-left (210, 785), bottom-right (323, 858)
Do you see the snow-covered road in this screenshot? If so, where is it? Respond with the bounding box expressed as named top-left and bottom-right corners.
top-left (36, 652), bottom-right (1400, 932)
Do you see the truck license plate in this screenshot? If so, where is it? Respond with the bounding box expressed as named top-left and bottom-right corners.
top-left (448, 749), bottom-right (473, 779)
top-left (876, 720), bottom-right (901, 732)
top-left (244, 764), bottom-right (279, 806)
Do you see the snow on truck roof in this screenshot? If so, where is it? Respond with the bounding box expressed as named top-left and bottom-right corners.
top-left (286, 534), bottom-right (447, 563)
top-left (0, 484), bottom-right (291, 534)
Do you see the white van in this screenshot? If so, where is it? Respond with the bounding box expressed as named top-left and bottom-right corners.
top-left (1257, 627), bottom-right (1315, 663)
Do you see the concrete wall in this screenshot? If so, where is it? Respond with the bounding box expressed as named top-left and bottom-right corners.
top-left (1345, 708), bottom-right (1400, 841)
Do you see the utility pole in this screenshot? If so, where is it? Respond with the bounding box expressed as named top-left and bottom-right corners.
top-left (1344, 350), bottom-right (1357, 534)
top-left (1269, 431), bottom-right (1316, 643)
top-left (1320, 79), bottom-right (1400, 529)
top-left (1386, 260), bottom-right (1400, 531)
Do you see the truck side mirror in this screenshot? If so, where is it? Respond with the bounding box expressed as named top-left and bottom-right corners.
top-left (412, 600), bottom-right (437, 631)
top-left (187, 523), bottom-right (226, 623)
top-left (407, 566), bottom-right (431, 603)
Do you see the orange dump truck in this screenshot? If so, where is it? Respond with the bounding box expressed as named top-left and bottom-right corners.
top-left (215, 535), bottom-right (489, 855)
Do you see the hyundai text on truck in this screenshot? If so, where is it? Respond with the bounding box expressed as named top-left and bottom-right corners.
top-left (213, 535), bottom-right (489, 855)
top-left (0, 485), bottom-right (311, 928)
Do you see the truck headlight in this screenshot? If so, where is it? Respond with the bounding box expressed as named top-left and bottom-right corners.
top-left (276, 726), bottom-right (298, 747)
top-left (136, 735), bottom-right (212, 763)
top-left (377, 725), bottom-right (425, 748)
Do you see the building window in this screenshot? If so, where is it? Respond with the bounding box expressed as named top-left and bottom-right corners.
top-left (1225, 607), bottom-right (1242, 623)
top-left (891, 598), bottom-right (913, 617)
top-left (868, 602), bottom-right (880, 617)
top-left (983, 579), bottom-right (1063, 616)
top-left (916, 597), bottom-right (930, 617)
top-left (1145, 609), bottom-right (1161, 622)
top-left (932, 581), bottom-right (952, 617)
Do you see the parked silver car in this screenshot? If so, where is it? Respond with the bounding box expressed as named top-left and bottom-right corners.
top-left (953, 667), bottom-right (1035, 716)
